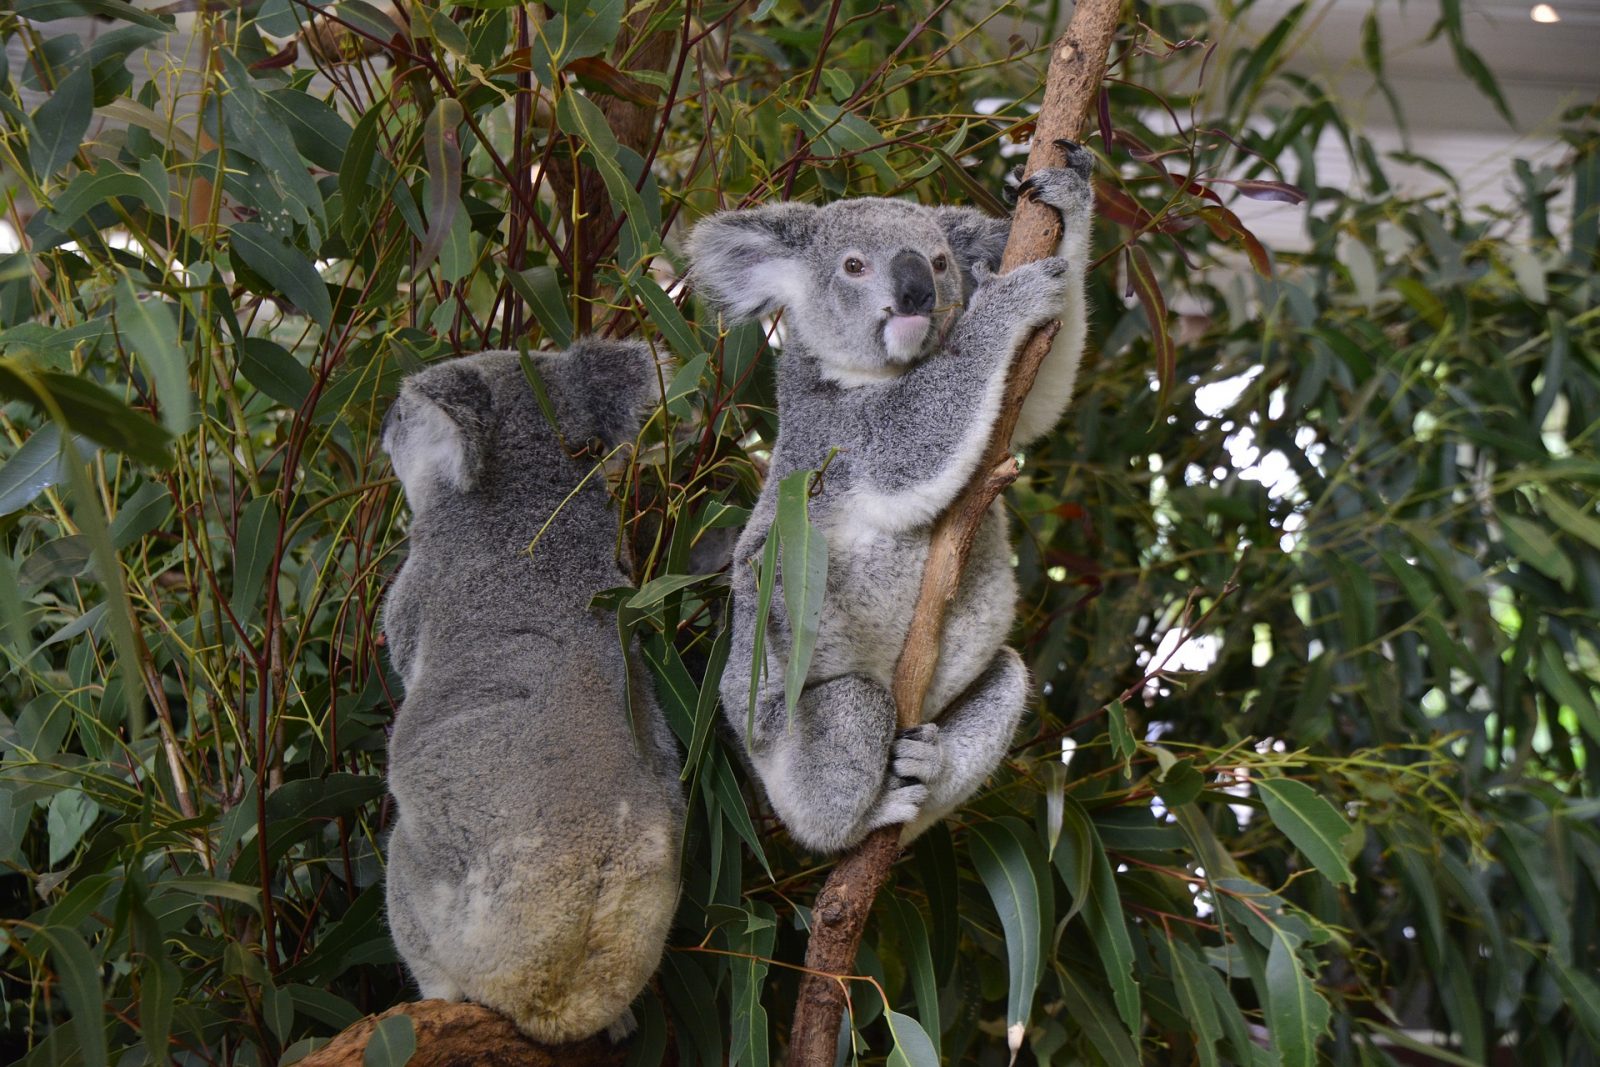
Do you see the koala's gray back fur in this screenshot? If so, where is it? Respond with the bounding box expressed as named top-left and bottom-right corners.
top-left (689, 155), bottom-right (1094, 854)
top-left (381, 343), bottom-right (683, 1043)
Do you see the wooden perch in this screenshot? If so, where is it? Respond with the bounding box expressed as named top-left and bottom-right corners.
top-left (295, 1001), bottom-right (629, 1067)
top-left (783, 4), bottom-right (1125, 1064)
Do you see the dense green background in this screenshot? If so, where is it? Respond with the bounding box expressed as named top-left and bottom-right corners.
top-left (1, 0), bottom-right (1597, 1064)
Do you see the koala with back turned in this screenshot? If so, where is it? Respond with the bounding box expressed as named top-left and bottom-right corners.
top-left (380, 341), bottom-right (683, 1042)
top-left (688, 146), bottom-right (1094, 854)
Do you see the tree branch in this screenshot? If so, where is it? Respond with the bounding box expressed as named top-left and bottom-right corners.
top-left (784, 4), bottom-right (1125, 1063)
top-left (295, 1000), bottom-right (630, 1067)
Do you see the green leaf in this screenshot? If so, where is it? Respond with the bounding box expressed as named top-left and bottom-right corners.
top-left (508, 267), bottom-right (574, 349)
top-left (882, 896), bottom-right (940, 1057)
top-left (140, 956), bottom-right (179, 1065)
top-left (745, 529), bottom-right (779, 736)
top-left (1056, 967), bottom-right (1138, 1067)
top-left (1127, 246), bottom-right (1175, 405)
top-left (1170, 941), bottom-right (1223, 1067)
top-left (1055, 799), bottom-right (1141, 1030)
top-left (30, 926), bottom-right (107, 1067)
top-left (1541, 492), bottom-right (1600, 554)
top-left (114, 277), bottom-right (189, 435)
top-left (969, 819), bottom-right (1049, 1041)
top-left (0, 425), bottom-right (70, 516)
top-left (0, 364), bottom-right (172, 466)
top-left (727, 899), bottom-right (776, 1067)
top-left (230, 222), bottom-right (332, 330)
top-left (110, 481), bottom-right (172, 549)
top-left (884, 1010), bottom-right (940, 1067)
top-left (45, 159), bottom-right (168, 231)
top-left (237, 337), bottom-right (314, 410)
top-left (1264, 926), bottom-right (1330, 1067)
top-left (630, 271), bottom-right (704, 361)
top-left (29, 59), bottom-right (92, 178)
top-left (266, 773), bottom-right (384, 822)
top-left (1552, 959), bottom-right (1600, 1043)
top-left (231, 496), bottom-right (281, 627)
top-left (684, 604), bottom-right (731, 784)
top-left (218, 51), bottom-right (325, 232)
top-left (555, 91), bottom-right (656, 269)
top-left (1107, 698), bottom-right (1136, 770)
top-left (776, 469), bottom-right (828, 722)
top-left (362, 1013), bottom-right (416, 1067)
top-left (1257, 777), bottom-right (1358, 888)
top-left (626, 573), bottom-right (713, 612)
top-left (158, 875), bottom-right (264, 912)
top-left (1537, 643), bottom-right (1600, 744)
top-left (417, 98), bottom-right (464, 280)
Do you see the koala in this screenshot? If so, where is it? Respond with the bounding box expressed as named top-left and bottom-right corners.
top-left (687, 144), bottom-right (1094, 854)
top-left (380, 341), bottom-right (684, 1043)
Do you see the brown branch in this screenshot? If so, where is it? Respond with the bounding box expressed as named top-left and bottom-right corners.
top-left (296, 1000), bottom-right (630, 1067)
top-left (784, 4), bottom-right (1126, 1063)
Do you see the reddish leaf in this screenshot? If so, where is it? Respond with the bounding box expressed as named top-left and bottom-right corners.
top-left (249, 39), bottom-right (299, 71)
top-left (1095, 180), bottom-right (1157, 232)
top-left (566, 56), bottom-right (660, 107)
top-left (1167, 172), bottom-right (1223, 204)
top-left (1097, 86), bottom-right (1113, 151)
top-left (1230, 178), bottom-right (1306, 204)
top-left (1198, 205), bottom-right (1272, 276)
top-left (1127, 245), bottom-right (1176, 405)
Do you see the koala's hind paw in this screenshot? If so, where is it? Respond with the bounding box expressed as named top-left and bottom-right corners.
top-left (866, 777), bottom-right (929, 831)
top-left (892, 723), bottom-right (945, 785)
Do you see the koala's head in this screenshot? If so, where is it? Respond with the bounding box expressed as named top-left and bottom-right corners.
top-left (687, 198), bottom-right (997, 384)
top-left (381, 341), bottom-right (659, 515)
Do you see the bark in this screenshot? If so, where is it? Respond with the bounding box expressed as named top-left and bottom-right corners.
top-left (543, 2), bottom-right (678, 332)
top-left (295, 1000), bottom-right (629, 1067)
top-left (784, 4), bottom-right (1126, 1064)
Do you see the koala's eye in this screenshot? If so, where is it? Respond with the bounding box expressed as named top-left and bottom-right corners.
top-left (931, 254), bottom-right (949, 273)
top-left (843, 256), bottom-right (866, 276)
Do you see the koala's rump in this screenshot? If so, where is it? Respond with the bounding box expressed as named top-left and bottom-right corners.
top-left (385, 669), bottom-right (681, 1040)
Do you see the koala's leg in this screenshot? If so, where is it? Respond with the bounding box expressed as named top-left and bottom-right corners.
top-left (1011, 144), bottom-right (1095, 447)
top-left (897, 647), bottom-right (1030, 843)
top-left (747, 674), bottom-right (909, 854)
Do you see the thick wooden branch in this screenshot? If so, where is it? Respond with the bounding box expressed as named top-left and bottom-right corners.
top-left (785, 4), bottom-right (1124, 1063)
top-left (296, 1001), bottom-right (629, 1067)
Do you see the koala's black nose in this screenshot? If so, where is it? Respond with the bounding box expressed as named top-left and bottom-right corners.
top-left (889, 251), bottom-right (936, 316)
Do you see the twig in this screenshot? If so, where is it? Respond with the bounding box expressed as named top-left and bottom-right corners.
top-left (783, 4), bottom-right (1126, 1063)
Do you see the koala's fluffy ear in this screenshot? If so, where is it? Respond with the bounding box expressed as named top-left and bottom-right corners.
top-left (383, 360), bottom-right (493, 502)
top-left (933, 207), bottom-right (1009, 296)
top-left (686, 202), bottom-right (818, 320)
top-left (546, 337), bottom-right (662, 448)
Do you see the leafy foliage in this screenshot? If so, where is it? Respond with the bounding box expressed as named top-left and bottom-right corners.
top-left (1, 0), bottom-right (1597, 1065)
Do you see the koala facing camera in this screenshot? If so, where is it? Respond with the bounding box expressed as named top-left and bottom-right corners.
top-left (688, 146), bottom-right (1095, 854)
top-left (380, 341), bottom-right (683, 1043)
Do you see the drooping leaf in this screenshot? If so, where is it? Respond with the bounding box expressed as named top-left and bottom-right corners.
top-left (775, 469), bottom-right (828, 722)
top-left (1257, 777), bottom-right (1358, 888)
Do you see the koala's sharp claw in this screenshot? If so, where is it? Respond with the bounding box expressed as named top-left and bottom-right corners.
top-left (1053, 137), bottom-right (1081, 153)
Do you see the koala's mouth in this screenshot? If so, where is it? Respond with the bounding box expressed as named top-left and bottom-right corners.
top-left (881, 313), bottom-right (931, 362)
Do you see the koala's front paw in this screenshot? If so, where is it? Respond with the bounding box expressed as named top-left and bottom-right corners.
top-left (891, 723), bottom-right (945, 786)
top-left (979, 255), bottom-right (1074, 327)
top-left (1016, 162), bottom-right (1093, 218)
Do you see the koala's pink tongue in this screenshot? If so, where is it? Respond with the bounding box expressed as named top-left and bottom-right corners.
top-left (885, 314), bottom-right (930, 353)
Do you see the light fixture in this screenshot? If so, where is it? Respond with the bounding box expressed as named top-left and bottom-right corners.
top-left (1531, 3), bottom-right (1561, 23)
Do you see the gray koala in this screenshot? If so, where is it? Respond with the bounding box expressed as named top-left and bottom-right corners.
top-left (687, 147), bottom-right (1094, 854)
top-left (380, 341), bottom-right (683, 1042)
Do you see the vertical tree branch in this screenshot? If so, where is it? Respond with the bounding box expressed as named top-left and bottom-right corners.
top-left (784, 4), bottom-right (1125, 1063)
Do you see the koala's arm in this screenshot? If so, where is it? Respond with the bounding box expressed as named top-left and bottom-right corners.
top-left (381, 563), bottom-right (421, 689)
top-left (846, 257), bottom-right (1076, 531)
top-left (1010, 161), bottom-right (1095, 446)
